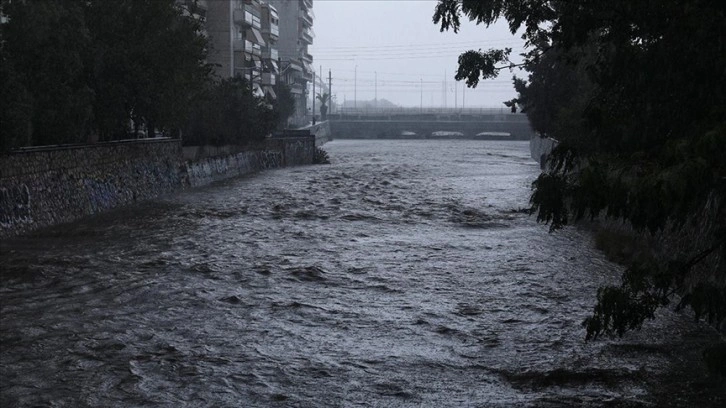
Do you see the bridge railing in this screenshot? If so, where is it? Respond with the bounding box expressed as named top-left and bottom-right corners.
top-left (333, 107), bottom-right (521, 117)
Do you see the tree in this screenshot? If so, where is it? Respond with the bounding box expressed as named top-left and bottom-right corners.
top-left (272, 82), bottom-right (296, 130)
top-left (316, 92), bottom-right (330, 121)
top-left (183, 77), bottom-right (278, 146)
top-left (434, 0), bottom-right (726, 342)
top-left (84, 0), bottom-right (210, 139)
top-left (1, 0), bottom-right (94, 147)
top-left (0, 0), bottom-right (210, 147)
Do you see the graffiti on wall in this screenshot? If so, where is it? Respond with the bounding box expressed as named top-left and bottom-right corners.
top-left (0, 184), bottom-right (32, 228)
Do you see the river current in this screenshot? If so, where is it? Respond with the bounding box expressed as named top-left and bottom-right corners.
top-left (1, 140), bottom-right (724, 407)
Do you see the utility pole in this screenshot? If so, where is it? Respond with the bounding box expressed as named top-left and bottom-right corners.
top-left (455, 81), bottom-right (458, 110)
top-left (354, 65), bottom-right (357, 111)
top-left (444, 70), bottom-right (447, 109)
top-left (312, 67), bottom-right (316, 124)
top-left (420, 78), bottom-right (423, 112)
top-left (463, 83), bottom-right (466, 110)
top-left (374, 71), bottom-right (378, 108)
top-left (328, 69), bottom-right (332, 114)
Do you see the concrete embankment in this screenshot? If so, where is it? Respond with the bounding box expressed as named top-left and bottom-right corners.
top-left (0, 122), bottom-right (331, 239)
top-left (303, 121), bottom-right (333, 145)
top-left (529, 135), bottom-right (558, 168)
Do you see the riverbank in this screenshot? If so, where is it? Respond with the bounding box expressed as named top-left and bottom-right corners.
top-left (529, 136), bottom-right (726, 361)
top-left (0, 122), bottom-right (330, 239)
top-left (1, 139), bottom-right (723, 406)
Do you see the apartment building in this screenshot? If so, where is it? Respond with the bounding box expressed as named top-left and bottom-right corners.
top-left (203, 0), bottom-right (268, 98)
top-left (268, 0), bottom-right (314, 125)
top-left (183, 0), bottom-right (312, 122)
top-left (260, 2), bottom-right (279, 99)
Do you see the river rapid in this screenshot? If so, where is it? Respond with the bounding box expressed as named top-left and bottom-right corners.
top-left (1, 140), bottom-right (724, 407)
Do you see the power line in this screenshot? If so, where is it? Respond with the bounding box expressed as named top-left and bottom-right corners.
top-left (313, 45), bottom-right (524, 58)
top-left (333, 86), bottom-right (516, 91)
top-left (316, 54), bottom-right (498, 61)
top-left (332, 77), bottom-right (514, 85)
top-left (310, 38), bottom-right (522, 51)
top-left (313, 44), bottom-right (523, 56)
top-left (314, 51), bottom-right (494, 59)
top-left (328, 68), bottom-right (493, 79)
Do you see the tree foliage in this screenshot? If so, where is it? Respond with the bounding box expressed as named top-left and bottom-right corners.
top-left (435, 0), bottom-right (726, 341)
top-left (1, 0), bottom-right (295, 150)
top-left (1, 0), bottom-right (93, 147)
top-left (316, 92), bottom-right (330, 120)
top-left (272, 82), bottom-right (296, 130)
top-left (84, 0), bottom-right (211, 140)
top-left (0, 0), bottom-right (209, 147)
top-left (183, 77), bottom-right (279, 146)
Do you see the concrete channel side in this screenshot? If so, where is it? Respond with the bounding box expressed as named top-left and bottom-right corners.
top-left (0, 128), bottom-right (324, 239)
top-left (529, 135), bottom-right (558, 169)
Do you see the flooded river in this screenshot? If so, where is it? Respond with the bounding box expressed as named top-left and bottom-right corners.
top-left (1, 140), bottom-right (723, 407)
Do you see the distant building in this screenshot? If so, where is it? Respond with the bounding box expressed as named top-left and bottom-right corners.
top-left (260, 2), bottom-right (279, 99)
top-left (268, 0), bottom-right (314, 126)
top-left (176, 0), bottom-right (313, 112)
top-left (342, 99), bottom-right (399, 110)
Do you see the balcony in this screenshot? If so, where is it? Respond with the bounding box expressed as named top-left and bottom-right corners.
top-left (299, 9), bottom-right (313, 25)
top-left (302, 70), bottom-right (313, 81)
top-left (247, 42), bottom-right (262, 56)
top-left (233, 8), bottom-right (245, 24)
top-left (300, 28), bottom-right (314, 44)
top-left (263, 47), bottom-right (279, 61)
top-left (302, 0), bottom-right (313, 9)
top-left (237, 39), bottom-right (253, 54)
top-left (263, 24), bottom-right (279, 39)
top-left (261, 72), bottom-right (276, 86)
top-left (236, 6), bottom-right (261, 29)
top-left (301, 52), bottom-right (313, 63)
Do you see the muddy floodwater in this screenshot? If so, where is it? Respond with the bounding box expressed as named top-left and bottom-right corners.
top-left (1, 140), bottom-right (724, 407)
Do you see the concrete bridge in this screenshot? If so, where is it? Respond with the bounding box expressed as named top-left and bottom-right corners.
top-left (327, 108), bottom-right (536, 140)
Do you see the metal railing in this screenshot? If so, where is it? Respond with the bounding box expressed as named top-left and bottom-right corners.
top-left (336, 107), bottom-right (526, 117)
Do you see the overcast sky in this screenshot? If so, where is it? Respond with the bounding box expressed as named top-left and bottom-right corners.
top-left (308, 0), bottom-right (527, 109)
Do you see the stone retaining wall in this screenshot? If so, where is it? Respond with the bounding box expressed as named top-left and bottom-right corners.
top-left (0, 139), bottom-right (183, 238)
top-left (0, 136), bottom-right (315, 238)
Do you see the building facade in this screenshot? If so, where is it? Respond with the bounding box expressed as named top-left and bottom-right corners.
top-left (260, 2), bottom-right (279, 99)
top-left (188, 0), bottom-right (313, 125)
top-left (268, 0), bottom-right (314, 126)
top-left (203, 0), bottom-right (265, 98)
